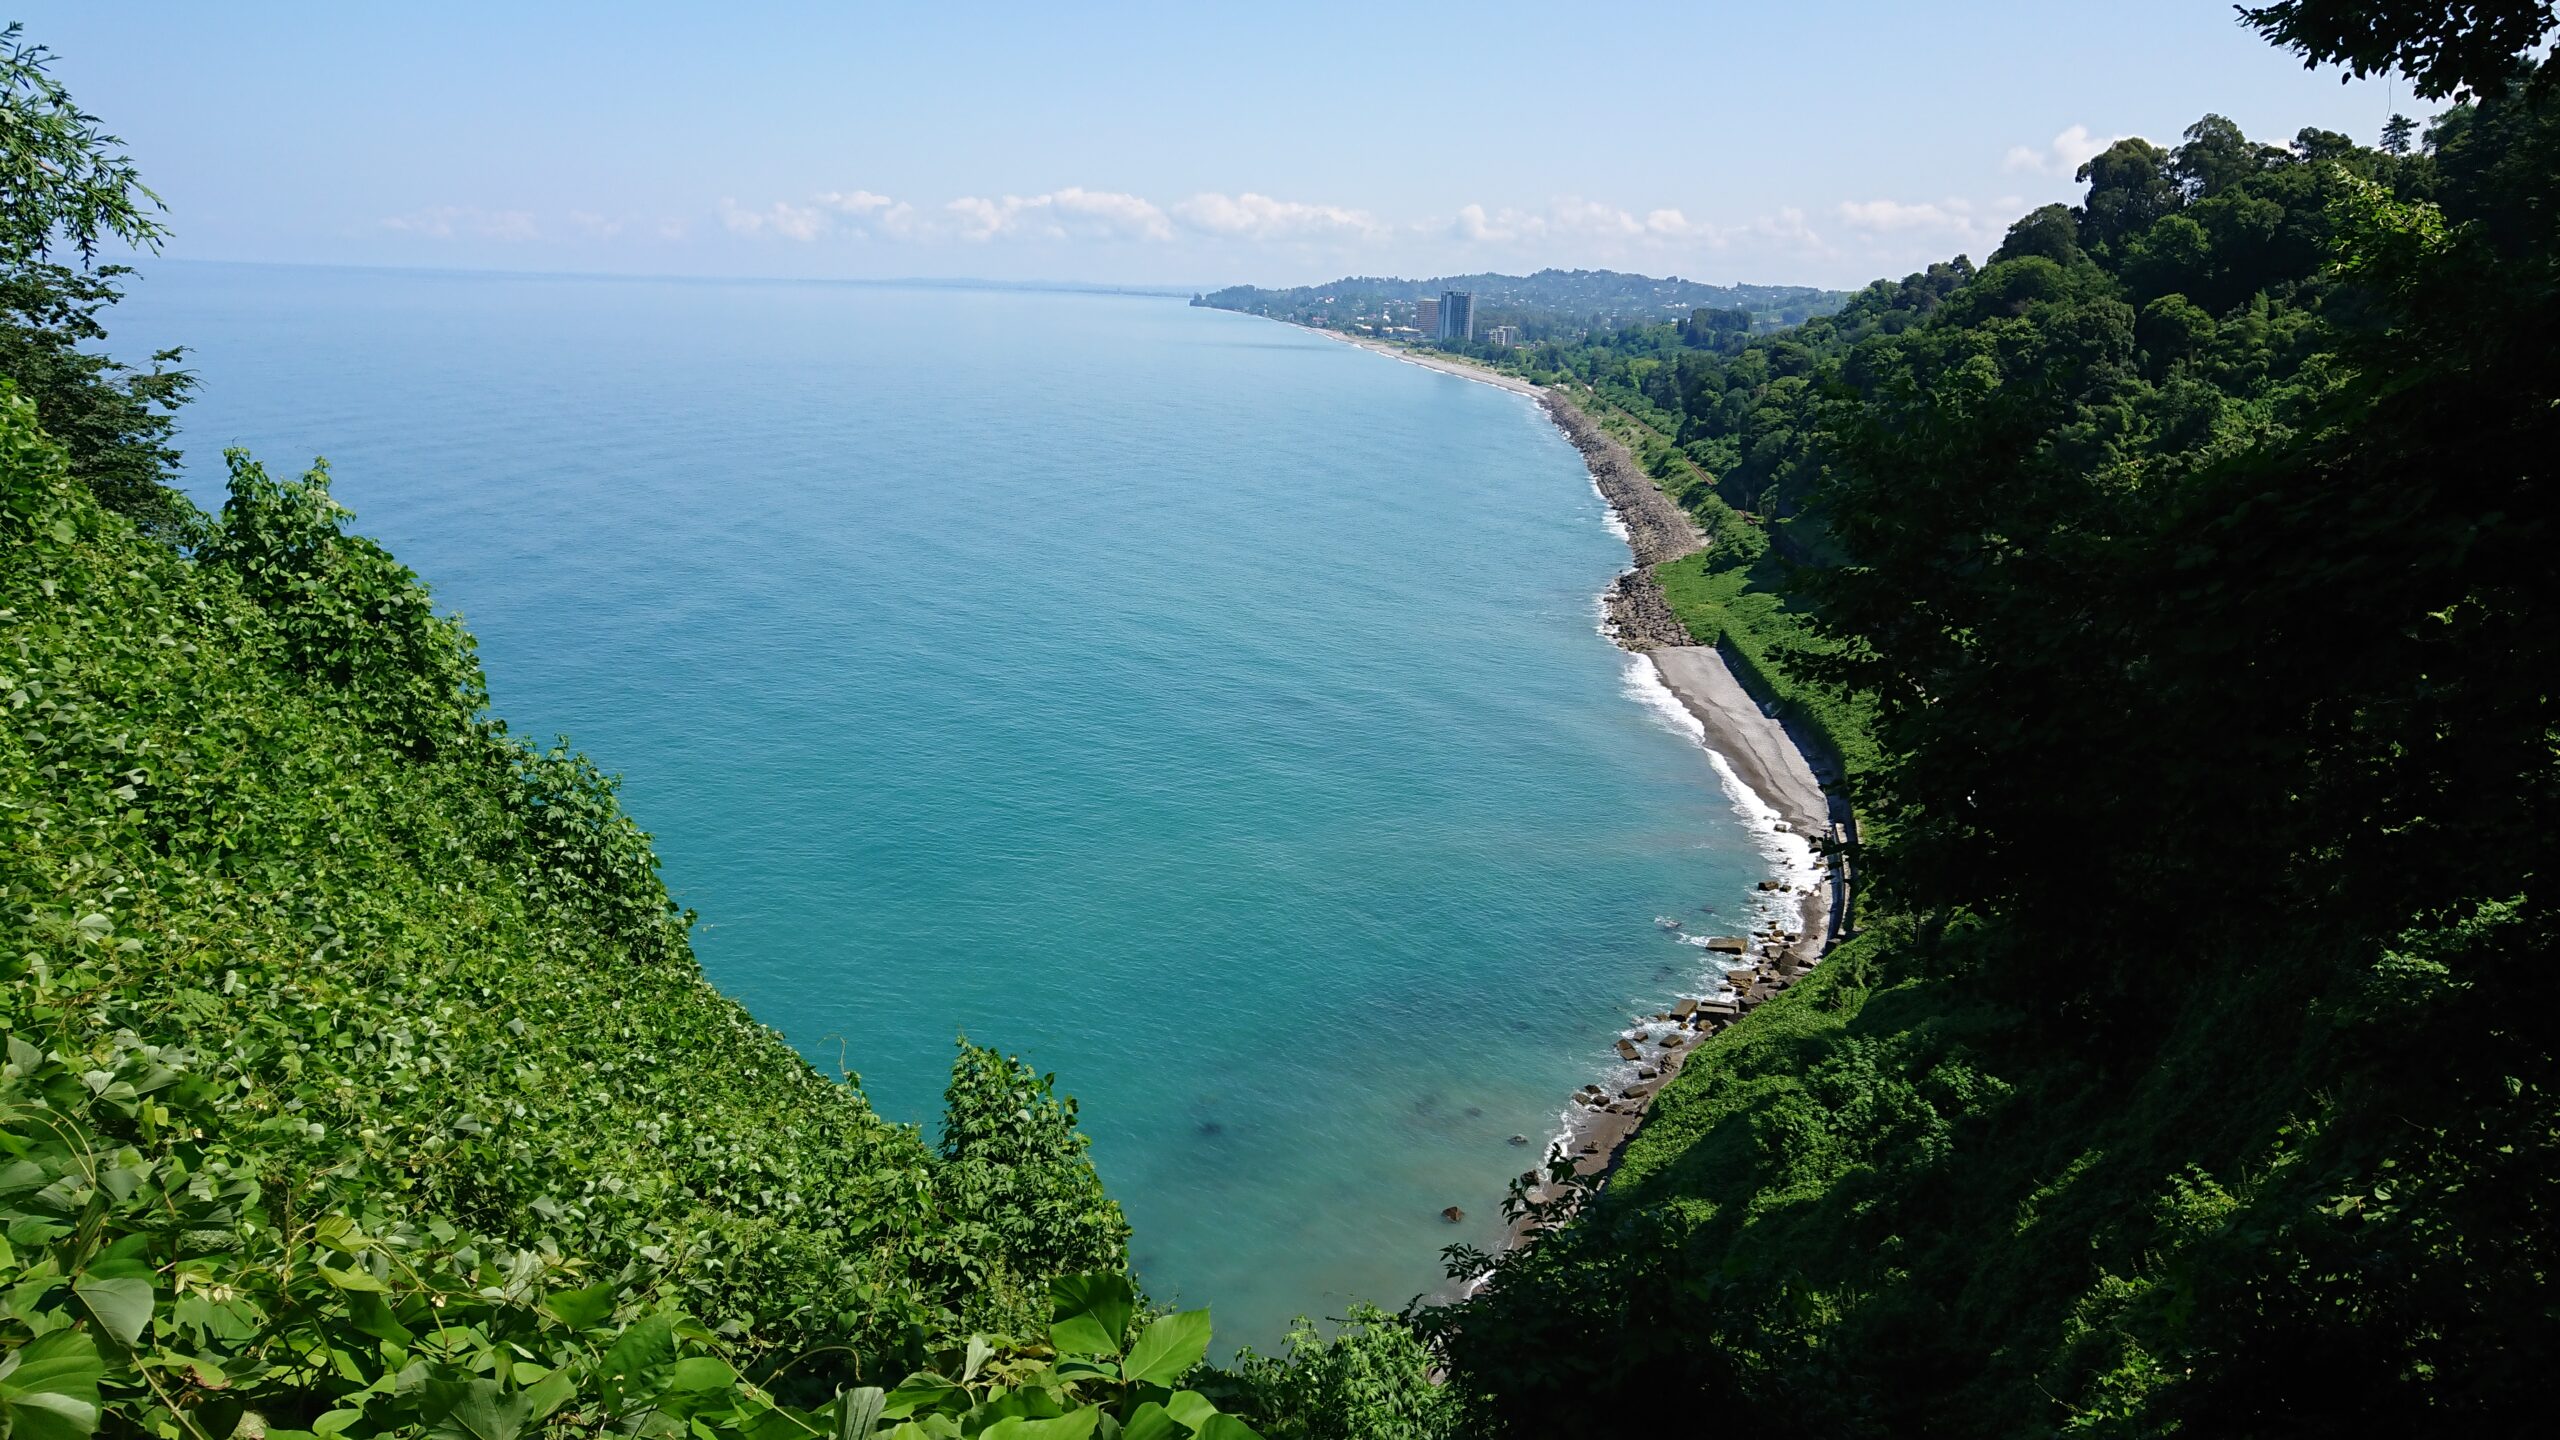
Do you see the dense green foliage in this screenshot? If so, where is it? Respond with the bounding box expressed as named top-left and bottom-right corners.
top-left (1430, 31), bottom-right (2558, 1436)
top-left (0, 25), bottom-right (194, 541)
top-left (1220, 1308), bottom-right (1454, 1440)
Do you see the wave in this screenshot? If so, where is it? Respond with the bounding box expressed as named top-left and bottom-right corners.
top-left (1620, 652), bottom-right (1825, 962)
top-left (1589, 475), bottom-right (1632, 543)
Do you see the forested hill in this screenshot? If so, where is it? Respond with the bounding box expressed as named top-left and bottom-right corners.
top-left (1424, 8), bottom-right (2560, 1434)
top-left (1193, 268), bottom-right (1846, 336)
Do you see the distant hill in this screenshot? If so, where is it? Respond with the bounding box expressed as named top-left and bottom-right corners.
top-left (1192, 267), bottom-right (1848, 338)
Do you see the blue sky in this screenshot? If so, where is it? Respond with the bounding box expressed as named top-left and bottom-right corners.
top-left (22, 1), bottom-right (2405, 290)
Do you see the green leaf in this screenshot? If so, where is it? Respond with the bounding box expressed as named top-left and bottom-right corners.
top-left (0, 1329), bottom-right (107, 1440)
top-left (597, 1314), bottom-right (677, 1409)
top-left (72, 1276), bottom-right (152, 1348)
top-left (833, 1385), bottom-right (886, 1440)
top-left (312, 1410), bottom-right (366, 1435)
top-left (879, 1372), bottom-right (964, 1420)
top-left (346, 1290), bottom-right (414, 1344)
top-left (541, 1279), bottom-right (617, 1330)
top-left (316, 1264), bottom-right (388, 1294)
top-left (667, 1355), bottom-right (735, 1392)
top-left (1160, 1392), bottom-right (1217, 1431)
top-left (979, 1412), bottom-right (1100, 1440)
top-left (1047, 1273), bottom-right (1135, 1358)
top-left (1117, 1402), bottom-right (1179, 1440)
top-left (423, 1377), bottom-right (531, 1440)
top-left (1118, 1311), bottom-right (1208, 1387)
top-left (520, 1370), bottom-right (577, 1423)
top-left (1191, 1417), bottom-right (1262, 1440)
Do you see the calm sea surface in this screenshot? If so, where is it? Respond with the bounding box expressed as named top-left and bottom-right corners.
top-left (118, 262), bottom-right (1772, 1346)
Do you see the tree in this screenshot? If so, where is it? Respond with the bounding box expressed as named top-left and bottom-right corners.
top-left (2240, 0), bottom-right (2557, 99)
top-left (2169, 113), bottom-right (2281, 198)
top-left (1990, 203), bottom-right (2083, 264)
top-left (0, 23), bottom-right (195, 538)
top-left (2382, 112), bottom-right (2418, 153)
top-left (2076, 137), bottom-right (2179, 250)
top-left (935, 1040), bottom-right (1131, 1310)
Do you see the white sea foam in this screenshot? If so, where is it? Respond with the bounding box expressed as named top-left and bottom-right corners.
top-left (1590, 474), bottom-right (1631, 543)
top-left (1621, 653), bottom-right (1825, 971)
top-left (1620, 649), bottom-right (1707, 743)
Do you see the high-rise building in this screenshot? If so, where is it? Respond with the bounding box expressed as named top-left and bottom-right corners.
top-left (1416, 297), bottom-right (1439, 337)
top-left (1487, 324), bottom-right (1519, 348)
top-left (1439, 289), bottom-right (1475, 342)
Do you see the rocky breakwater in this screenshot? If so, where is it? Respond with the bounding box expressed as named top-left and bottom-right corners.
top-left (1501, 901), bottom-right (1826, 1240)
top-left (1541, 393), bottom-right (1705, 652)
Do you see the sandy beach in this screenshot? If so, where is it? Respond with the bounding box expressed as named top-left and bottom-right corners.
top-left (1298, 325), bottom-right (1547, 397)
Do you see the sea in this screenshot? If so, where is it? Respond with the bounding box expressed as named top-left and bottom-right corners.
top-left (116, 261), bottom-right (1781, 1349)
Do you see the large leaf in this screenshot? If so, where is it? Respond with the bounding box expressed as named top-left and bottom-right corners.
top-left (0, 1330), bottom-right (105, 1440)
top-left (597, 1314), bottom-right (678, 1410)
top-left (316, 1263), bottom-right (388, 1294)
top-left (667, 1356), bottom-right (736, 1392)
top-left (1191, 1416), bottom-right (1262, 1440)
top-left (1047, 1273), bottom-right (1135, 1358)
top-left (72, 1276), bottom-right (152, 1348)
top-left (423, 1377), bottom-right (532, 1440)
top-left (1117, 1402), bottom-right (1179, 1440)
top-left (346, 1290), bottom-right (415, 1344)
top-left (832, 1386), bottom-right (886, 1440)
top-left (1160, 1392), bottom-right (1218, 1431)
top-left (879, 1371), bottom-right (964, 1420)
top-left (1118, 1311), bottom-right (1209, 1387)
top-left (977, 1412), bottom-right (1099, 1440)
top-left (541, 1280), bottom-right (618, 1330)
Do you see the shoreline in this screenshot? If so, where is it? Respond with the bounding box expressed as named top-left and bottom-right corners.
top-left (1284, 322), bottom-right (1849, 1269)
top-left (1501, 389), bottom-right (1842, 1244)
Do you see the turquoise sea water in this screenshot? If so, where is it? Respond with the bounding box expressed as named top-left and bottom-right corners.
top-left (118, 263), bottom-right (1775, 1346)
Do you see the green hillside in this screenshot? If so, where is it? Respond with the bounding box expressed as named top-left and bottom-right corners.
top-left (1427, 12), bottom-right (2558, 1434)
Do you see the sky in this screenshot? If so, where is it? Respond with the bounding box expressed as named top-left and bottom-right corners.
top-left (19, 1), bottom-right (2411, 291)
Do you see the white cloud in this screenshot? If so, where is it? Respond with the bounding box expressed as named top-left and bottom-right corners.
top-left (2004, 124), bottom-right (2135, 176)
top-left (1446, 198), bottom-right (1806, 254)
top-left (1173, 191), bottom-right (1384, 242)
top-left (935, 187), bottom-right (1173, 242)
top-left (720, 198), bottom-right (830, 241)
top-left (816, 189), bottom-right (924, 239)
top-left (735, 186), bottom-right (1395, 247)
top-left (379, 205), bottom-right (541, 241)
top-left (800, 187), bottom-right (1176, 243)
top-left (1835, 198), bottom-right (1988, 237)
top-left (1451, 198), bottom-right (1697, 244)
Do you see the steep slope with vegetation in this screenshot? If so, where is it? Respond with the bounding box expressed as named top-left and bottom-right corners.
top-left (1429, 5), bottom-right (2557, 1434)
top-left (0, 26), bottom-right (1381, 1440)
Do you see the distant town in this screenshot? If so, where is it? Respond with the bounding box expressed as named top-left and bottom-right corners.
top-left (1191, 267), bottom-right (1848, 358)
